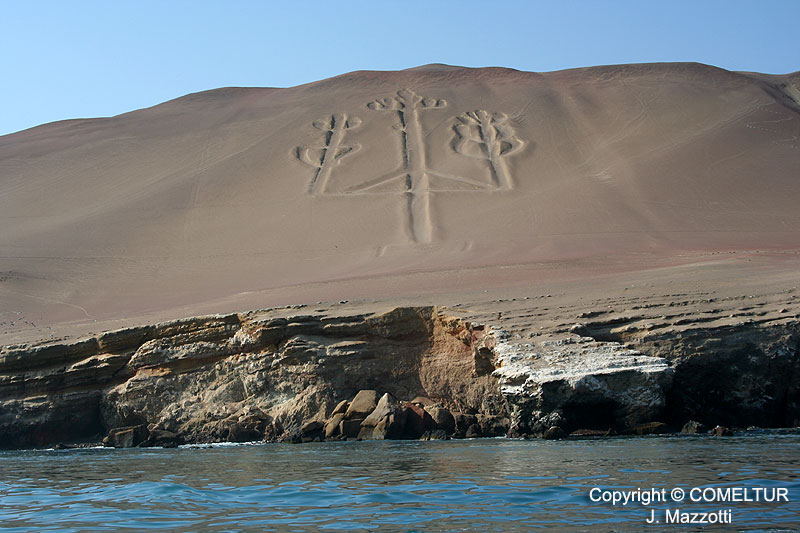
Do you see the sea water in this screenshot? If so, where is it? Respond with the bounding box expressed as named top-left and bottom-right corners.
top-left (0, 434), bottom-right (798, 531)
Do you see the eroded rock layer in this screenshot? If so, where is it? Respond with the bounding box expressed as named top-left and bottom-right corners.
top-left (0, 307), bottom-right (505, 448)
top-left (493, 322), bottom-right (800, 435)
top-left (1, 304), bottom-right (798, 448)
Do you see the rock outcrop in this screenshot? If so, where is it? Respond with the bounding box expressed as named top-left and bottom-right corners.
top-left (1, 303), bottom-right (798, 448)
top-left (492, 310), bottom-right (800, 436)
top-left (493, 333), bottom-right (673, 435)
top-left (0, 307), bottom-right (506, 448)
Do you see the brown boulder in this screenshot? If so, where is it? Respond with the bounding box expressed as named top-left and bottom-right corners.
top-left (226, 414), bottom-right (268, 442)
top-left (324, 413), bottom-right (345, 439)
top-left (420, 429), bottom-right (450, 440)
top-left (542, 426), bottom-right (567, 440)
top-left (339, 418), bottom-right (364, 438)
top-left (363, 393), bottom-right (399, 427)
top-left (227, 422), bottom-right (262, 443)
top-left (142, 429), bottom-right (181, 448)
top-left (506, 427), bottom-right (528, 439)
top-left (344, 390), bottom-right (379, 419)
top-left (371, 409), bottom-right (407, 440)
top-left (103, 424), bottom-right (148, 448)
top-left (465, 423), bottom-right (482, 438)
top-left (300, 420), bottom-right (324, 440)
top-left (331, 400), bottom-right (350, 416)
top-left (711, 425), bottom-right (734, 436)
top-left (361, 393), bottom-right (406, 440)
top-left (424, 406), bottom-right (455, 434)
top-left (478, 415), bottom-right (509, 437)
top-left (411, 396), bottom-right (436, 407)
top-left (357, 425), bottom-right (375, 440)
top-left (453, 413), bottom-right (477, 437)
top-left (403, 403), bottom-right (436, 438)
top-left (681, 420), bottom-right (709, 434)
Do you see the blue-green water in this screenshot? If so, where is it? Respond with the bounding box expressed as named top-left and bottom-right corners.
top-left (0, 435), bottom-right (798, 531)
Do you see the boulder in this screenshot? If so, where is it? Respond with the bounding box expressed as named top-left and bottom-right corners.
top-left (300, 420), bottom-right (324, 440)
top-left (711, 425), bottom-right (733, 437)
top-left (530, 411), bottom-right (566, 435)
top-left (356, 426), bottom-right (374, 440)
top-left (371, 409), bottom-right (407, 439)
top-left (403, 403), bottom-right (435, 438)
top-left (227, 423), bottom-right (259, 442)
top-left (324, 413), bottom-right (345, 439)
top-left (506, 427), bottom-right (528, 439)
top-left (363, 393), bottom-right (399, 427)
top-left (103, 424), bottom-right (148, 448)
top-left (227, 414), bottom-right (268, 442)
top-left (569, 324), bottom-right (589, 336)
top-left (420, 429), bottom-right (450, 440)
top-left (542, 426), bottom-right (567, 440)
top-left (465, 423), bottom-right (482, 438)
top-left (339, 418), bottom-right (364, 438)
top-left (361, 393), bottom-right (406, 440)
top-left (453, 413), bottom-right (477, 438)
top-left (478, 415), bottom-right (508, 437)
top-left (681, 420), bottom-right (709, 434)
top-left (424, 406), bottom-right (455, 434)
top-left (411, 396), bottom-right (436, 407)
top-left (344, 390), bottom-right (379, 419)
top-left (142, 429), bottom-right (181, 448)
top-left (331, 400), bottom-right (350, 416)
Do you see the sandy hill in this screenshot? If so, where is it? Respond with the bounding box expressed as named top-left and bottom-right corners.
top-left (1, 62), bottom-right (799, 343)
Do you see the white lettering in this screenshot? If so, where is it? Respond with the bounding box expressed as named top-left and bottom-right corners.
top-left (666, 509), bottom-right (733, 524)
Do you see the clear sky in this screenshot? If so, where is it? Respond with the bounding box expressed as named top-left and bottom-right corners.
top-left (1, 0), bottom-right (798, 136)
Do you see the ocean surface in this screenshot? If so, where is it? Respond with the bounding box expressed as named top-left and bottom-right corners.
top-left (0, 434), bottom-right (798, 532)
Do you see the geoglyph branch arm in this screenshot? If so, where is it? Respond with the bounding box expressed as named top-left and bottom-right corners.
top-left (453, 110), bottom-right (523, 189)
top-left (296, 113), bottom-right (361, 195)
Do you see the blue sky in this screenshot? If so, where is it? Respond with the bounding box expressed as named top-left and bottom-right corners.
top-left (1, 0), bottom-right (798, 136)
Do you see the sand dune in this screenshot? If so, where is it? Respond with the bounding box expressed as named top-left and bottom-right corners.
top-left (1, 63), bottom-right (799, 342)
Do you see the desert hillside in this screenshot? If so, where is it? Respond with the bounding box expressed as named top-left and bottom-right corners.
top-left (1, 63), bottom-right (799, 343)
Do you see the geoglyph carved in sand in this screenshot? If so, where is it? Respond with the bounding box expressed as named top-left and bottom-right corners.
top-left (452, 110), bottom-right (524, 190)
top-left (296, 113), bottom-right (362, 195)
top-left (295, 89), bottom-right (524, 243)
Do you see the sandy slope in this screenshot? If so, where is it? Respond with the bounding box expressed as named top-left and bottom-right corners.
top-left (1, 63), bottom-right (799, 344)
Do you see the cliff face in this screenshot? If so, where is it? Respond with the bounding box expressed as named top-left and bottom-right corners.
top-left (0, 307), bottom-right (506, 448)
top-left (494, 321), bottom-right (800, 435)
top-left (1, 304), bottom-right (798, 448)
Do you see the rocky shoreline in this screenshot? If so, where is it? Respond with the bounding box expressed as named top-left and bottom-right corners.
top-left (1, 305), bottom-right (798, 449)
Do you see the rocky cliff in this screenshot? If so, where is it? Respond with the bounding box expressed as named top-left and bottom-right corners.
top-left (1, 303), bottom-right (798, 448)
top-left (0, 307), bottom-right (506, 448)
top-left (494, 321), bottom-right (800, 435)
